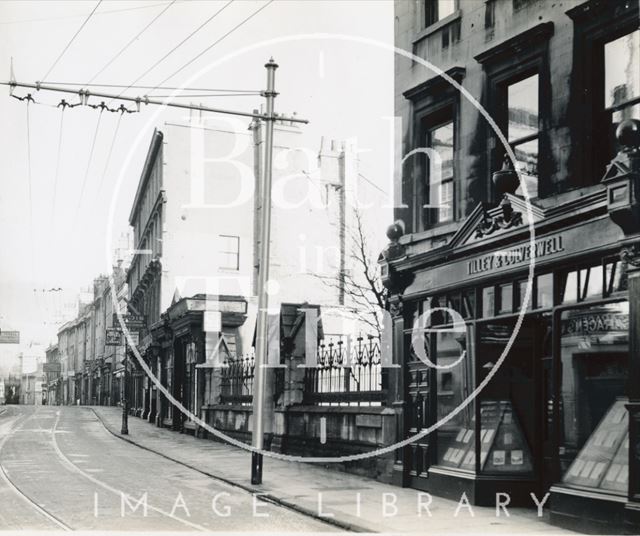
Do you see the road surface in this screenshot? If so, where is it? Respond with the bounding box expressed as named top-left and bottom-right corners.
top-left (0, 405), bottom-right (336, 531)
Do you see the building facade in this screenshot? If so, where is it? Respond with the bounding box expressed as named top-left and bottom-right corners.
top-left (382, 0), bottom-right (639, 532)
top-left (125, 116), bottom-right (367, 430)
top-left (44, 343), bottom-right (61, 405)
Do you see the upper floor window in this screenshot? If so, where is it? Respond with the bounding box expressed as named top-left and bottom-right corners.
top-left (426, 120), bottom-right (455, 223)
top-left (426, 0), bottom-right (457, 26)
top-left (506, 74), bottom-right (539, 198)
top-left (218, 235), bottom-right (240, 271)
top-left (604, 29), bottom-right (640, 149)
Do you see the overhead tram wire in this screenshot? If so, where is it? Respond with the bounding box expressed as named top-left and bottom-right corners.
top-left (40, 1), bottom-right (102, 82)
top-left (51, 106), bottom-right (66, 229)
top-left (75, 109), bottom-right (104, 225)
top-left (32, 82), bottom-right (261, 93)
top-left (25, 99), bottom-right (36, 286)
top-left (113, 0), bottom-right (235, 100)
top-left (86, 1), bottom-right (176, 86)
top-left (97, 113), bottom-right (123, 196)
top-left (154, 0), bottom-right (274, 89)
top-left (0, 2), bottom-right (173, 26)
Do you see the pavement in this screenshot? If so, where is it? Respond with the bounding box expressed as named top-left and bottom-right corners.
top-left (91, 405), bottom-right (574, 534)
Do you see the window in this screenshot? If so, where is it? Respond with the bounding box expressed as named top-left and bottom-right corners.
top-left (507, 74), bottom-right (539, 198)
top-left (560, 264), bottom-right (605, 305)
top-left (425, 0), bottom-right (457, 26)
top-left (425, 120), bottom-right (455, 223)
top-left (604, 29), bottom-right (640, 150)
top-left (218, 235), bottom-right (240, 271)
top-left (497, 283), bottom-right (513, 314)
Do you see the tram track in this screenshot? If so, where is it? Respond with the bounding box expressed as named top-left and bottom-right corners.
top-left (0, 408), bottom-right (73, 531)
top-left (48, 409), bottom-right (210, 532)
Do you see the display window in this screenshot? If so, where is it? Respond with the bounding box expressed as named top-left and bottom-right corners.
top-left (557, 300), bottom-right (629, 475)
top-left (434, 325), bottom-right (475, 469)
top-left (477, 319), bottom-right (536, 475)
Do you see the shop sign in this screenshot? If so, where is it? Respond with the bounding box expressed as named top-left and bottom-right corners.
top-left (105, 328), bottom-right (123, 346)
top-left (467, 235), bottom-right (565, 276)
top-left (43, 362), bottom-right (61, 373)
top-left (113, 313), bottom-right (145, 329)
top-left (0, 331), bottom-right (20, 344)
top-left (561, 312), bottom-right (629, 336)
top-left (127, 332), bottom-right (140, 346)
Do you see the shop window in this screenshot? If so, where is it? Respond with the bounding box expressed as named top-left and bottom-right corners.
top-left (560, 270), bottom-right (579, 304)
top-left (435, 325), bottom-right (475, 469)
top-left (580, 265), bottom-right (604, 301)
top-left (536, 273), bottom-right (553, 309)
top-left (516, 279), bottom-right (533, 311)
top-left (497, 283), bottom-right (513, 314)
top-left (604, 29), bottom-right (640, 153)
top-left (447, 293), bottom-right (462, 318)
top-left (425, 120), bottom-right (455, 223)
top-left (425, 0), bottom-right (457, 26)
top-left (558, 301), bottom-right (629, 477)
top-left (462, 289), bottom-right (476, 319)
top-left (477, 319), bottom-right (535, 475)
top-left (561, 264), bottom-right (606, 304)
top-left (218, 235), bottom-right (240, 271)
top-left (482, 286), bottom-right (495, 318)
top-left (605, 259), bottom-right (624, 295)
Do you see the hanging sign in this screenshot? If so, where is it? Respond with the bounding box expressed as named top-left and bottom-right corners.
top-left (106, 328), bottom-right (123, 346)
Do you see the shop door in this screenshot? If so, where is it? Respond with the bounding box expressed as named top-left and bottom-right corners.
top-left (404, 341), bottom-right (433, 487)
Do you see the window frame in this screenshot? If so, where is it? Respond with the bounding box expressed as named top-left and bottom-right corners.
top-left (417, 102), bottom-right (459, 230)
top-left (218, 234), bottom-right (240, 271)
top-left (566, 1), bottom-right (639, 188)
top-left (423, 115), bottom-right (456, 225)
top-left (425, 0), bottom-right (459, 28)
top-left (475, 22), bottom-right (552, 201)
top-left (489, 60), bottom-right (547, 200)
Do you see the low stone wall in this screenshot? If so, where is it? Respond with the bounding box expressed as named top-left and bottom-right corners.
top-left (199, 404), bottom-right (398, 482)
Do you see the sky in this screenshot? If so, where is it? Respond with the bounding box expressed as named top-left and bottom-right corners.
top-left (0, 0), bottom-right (395, 371)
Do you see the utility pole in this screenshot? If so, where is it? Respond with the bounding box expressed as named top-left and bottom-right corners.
top-left (251, 58), bottom-right (277, 485)
top-left (121, 338), bottom-right (128, 435)
top-left (4, 58), bottom-right (307, 482)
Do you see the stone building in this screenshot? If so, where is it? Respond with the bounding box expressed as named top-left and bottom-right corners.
top-left (125, 115), bottom-right (368, 431)
top-left (381, 0), bottom-right (639, 531)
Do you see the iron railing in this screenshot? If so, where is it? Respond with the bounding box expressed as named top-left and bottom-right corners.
top-left (303, 335), bottom-right (384, 406)
top-left (219, 350), bottom-right (255, 406)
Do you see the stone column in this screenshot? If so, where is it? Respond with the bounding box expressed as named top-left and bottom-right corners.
top-left (388, 298), bottom-right (408, 487)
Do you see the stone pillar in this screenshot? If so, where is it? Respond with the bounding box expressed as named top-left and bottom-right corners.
top-left (388, 298), bottom-right (409, 487)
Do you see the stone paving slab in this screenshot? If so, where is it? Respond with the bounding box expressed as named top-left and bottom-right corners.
top-left (90, 407), bottom-right (574, 534)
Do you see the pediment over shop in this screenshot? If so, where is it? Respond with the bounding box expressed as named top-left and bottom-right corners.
top-left (449, 194), bottom-right (546, 249)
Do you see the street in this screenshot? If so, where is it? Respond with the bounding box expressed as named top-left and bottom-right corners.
top-left (0, 405), bottom-right (335, 531)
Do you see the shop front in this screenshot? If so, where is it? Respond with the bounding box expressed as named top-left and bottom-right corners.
top-left (380, 132), bottom-right (640, 531)
top-left (161, 294), bottom-right (249, 434)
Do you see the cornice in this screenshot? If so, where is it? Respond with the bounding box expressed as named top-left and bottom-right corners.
top-left (474, 22), bottom-right (554, 65)
top-left (402, 66), bottom-right (466, 102)
top-left (390, 188), bottom-right (609, 274)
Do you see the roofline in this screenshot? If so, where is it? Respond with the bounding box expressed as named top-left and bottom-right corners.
top-left (128, 129), bottom-right (164, 225)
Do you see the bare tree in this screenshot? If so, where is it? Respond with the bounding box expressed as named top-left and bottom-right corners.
top-left (313, 207), bottom-right (387, 336)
